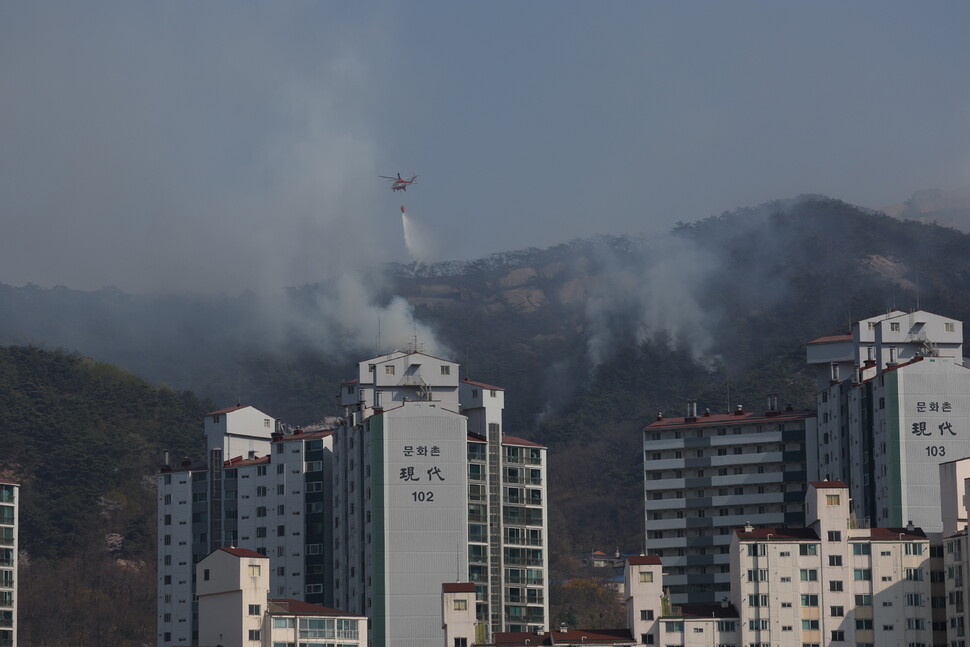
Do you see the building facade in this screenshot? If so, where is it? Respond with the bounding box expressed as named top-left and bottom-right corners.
top-left (0, 481), bottom-right (17, 647)
top-left (808, 309), bottom-right (969, 533)
top-left (333, 351), bottom-right (549, 646)
top-left (196, 547), bottom-right (366, 647)
top-left (731, 481), bottom-right (939, 647)
top-left (156, 406), bottom-right (332, 647)
top-left (642, 400), bottom-right (817, 603)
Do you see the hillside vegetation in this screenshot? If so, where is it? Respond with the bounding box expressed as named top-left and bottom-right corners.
top-left (3, 196), bottom-right (970, 639)
top-left (0, 346), bottom-right (209, 645)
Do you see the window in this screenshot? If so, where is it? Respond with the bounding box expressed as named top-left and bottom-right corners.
top-left (890, 322), bottom-right (900, 332)
top-left (799, 544), bottom-right (818, 556)
top-left (249, 604), bottom-right (261, 615)
top-left (441, 365), bottom-right (451, 375)
top-left (801, 620), bottom-right (819, 630)
top-left (248, 630), bottom-right (260, 640)
top-left (946, 322), bottom-right (956, 332)
top-left (831, 630), bottom-right (844, 641)
top-left (385, 365), bottom-right (395, 375)
top-left (830, 606), bottom-right (844, 616)
top-left (905, 568), bottom-right (924, 581)
top-left (853, 569), bottom-right (871, 580)
top-left (800, 569), bottom-right (818, 581)
top-left (454, 639), bottom-right (468, 647)
top-left (800, 594), bottom-right (818, 606)
top-left (856, 619), bottom-right (873, 630)
top-left (904, 543), bottom-right (924, 555)
top-left (829, 555), bottom-right (842, 566)
top-left (640, 609), bottom-right (655, 620)
top-left (249, 565), bottom-right (261, 577)
top-left (829, 580), bottom-right (843, 591)
top-left (454, 599), bottom-right (467, 610)
top-left (852, 544), bottom-right (871, 555)
top-left (639, 571), bottom-right (654, 583)
top-left (827, 530), bottom-right (841, 541)
top-left (826, 494), bottom-right (841, 506)
top-left (855, 594), bottom-right (872, 606)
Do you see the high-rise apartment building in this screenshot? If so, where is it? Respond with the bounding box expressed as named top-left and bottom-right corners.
top-left (642, 400), bottom-right (817, 603)
top-left (808, 309), bottom-right (969, 532)
top-left (156, 406), bottom-right (332, 647)
top-left (158, 351), bottom-right (548, 647)
top-left (333, 350), bottom-right (548, 646)
top-left (0, 481), bottom-right (17, 647)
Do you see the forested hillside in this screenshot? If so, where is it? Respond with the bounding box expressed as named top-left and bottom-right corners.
top-left (0, 346), bottom-right (210, 645)
top-left (4, 195), bottom-right (970, 639)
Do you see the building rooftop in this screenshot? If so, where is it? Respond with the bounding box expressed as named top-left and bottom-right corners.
top-left (867, 527), bottom-right (927, 541)
top-left (218, 547), bottom-right (267, 559)
top-left (671, 602), bottom-right (740, 619)
top-left (462, 379), bottom-right (505, 391)
top-left (442, 582), bottom-right (476, 593)
top-left (267, 599), bottom-right (365, 617)
top-left (809, 480), bottom-right (848, 489)
top-left (626, 555), bottom-right (662, 566)
top-left (735, 527), bottom-right (820, 541)
top-left (205, 404), bottom-right (252, 416)
top-left (485, 628), bottom-right (636, 646)
top-left (467, 431), bottom-right (547, 449)
top-left (806, 334), bottom-right (853, 345)
top-left (646, 408), bottom-right (815, 429)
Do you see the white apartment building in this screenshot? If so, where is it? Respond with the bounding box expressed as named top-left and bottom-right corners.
top-left (731, 481), bottom-right (938, 647)
top-left (808, 309), bottom-right (969, 533)
top-left (196, 546), bottom-right (366, 647)
top-left (939, 457), bottom-right (970, 647)
top-left (0, 481), bottom-right (17, 647)
top-left (642, 399), bottom-right (817, 603)
top-left (157, 406), bottom-right (332, 647)
top-left (334, 351), bottom-right (549, 647)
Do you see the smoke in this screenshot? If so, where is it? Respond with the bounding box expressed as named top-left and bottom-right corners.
top-left (582, 234), bottom-right (722, 368)
top-left (0, 3), bottom-right (448, 360)
top-left (401, 208), bottom-right (441, 265)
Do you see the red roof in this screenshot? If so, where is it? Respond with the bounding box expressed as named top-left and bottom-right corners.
top-left (810, 480), bottom-right (848, 489)
top-left (442, 582), bottom-right (476, 593)
top-left (276, 430), bottom-right (334, 442)
top-left (219, 547), bottom-right (267, 559)
top-left (868, 527), bottom-right (927, 541)
top-left (646, 409), bottom-right (814, 429)
top-left (736, 527), bottom-right (819, 541)
top-left (502, 434), bottom-right (545, 448)
top-left (462, 379), bottom-right (505, 391)
top-left (224, 455), bottom-right (270, 467)
top-left (268, 599), bottom-right (364, 617)
top-left (206, 404), bottom-right (251, 416)
top-left (807, 334), bottom-right (853, 344)
top-left (487, 629), bottom-right (635, 646)
top-left (627, 555), bottom-right (662, 566)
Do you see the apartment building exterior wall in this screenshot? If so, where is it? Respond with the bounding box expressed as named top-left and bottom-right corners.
top-left (156, 406), bottom-right (332, 647)
top-left (334, 351), bottom-right (548, 646)
top-left (0, 481), bottom-right (17, 647)
top-left (643, 403), bottom-right (816, 604)
top-left (809, 309), bottom-right (968, 533)
top-left (731, 481), bottom-right (935, 647)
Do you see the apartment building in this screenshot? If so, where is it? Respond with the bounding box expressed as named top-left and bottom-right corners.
top-left (731, 481), bottom-right (938, 647)
top-left (0, 481), bottom-right (17, 647)
top-left (156, 405), bottom-right (332, 647)
top-left (333, 350), bottom-right (548, 646)
top-left (808, 309), bottom-right (969, 532)
top-left (642, 399), bottom-right (817, 603)
top-left (195, 547), bottom-right (365, 647)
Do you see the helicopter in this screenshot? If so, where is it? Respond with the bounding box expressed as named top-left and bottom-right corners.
top-left (379, 173), bottom-right (418, 191)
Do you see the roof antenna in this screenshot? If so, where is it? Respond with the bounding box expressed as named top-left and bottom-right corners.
top-left (916, 271), bottom-right (920, 310)
top-left (377, 317), bottom-right (382, 354)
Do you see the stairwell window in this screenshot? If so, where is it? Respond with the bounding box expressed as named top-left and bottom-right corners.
top-left (385, 365), bottom-right (395, 375)
top-left (441, 365), bottom-right (450, 375)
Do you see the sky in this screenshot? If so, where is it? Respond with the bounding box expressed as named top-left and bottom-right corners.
top-left (2, 1), bottom-right (969, 294)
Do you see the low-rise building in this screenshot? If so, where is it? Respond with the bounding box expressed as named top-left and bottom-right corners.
top-left (194, 547), bottom-right (365, 647)
top-left (731, 480), bottom-right (936, 646)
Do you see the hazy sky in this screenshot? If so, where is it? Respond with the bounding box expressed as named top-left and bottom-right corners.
top-left (2, 1), bottom-right (969, 293)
